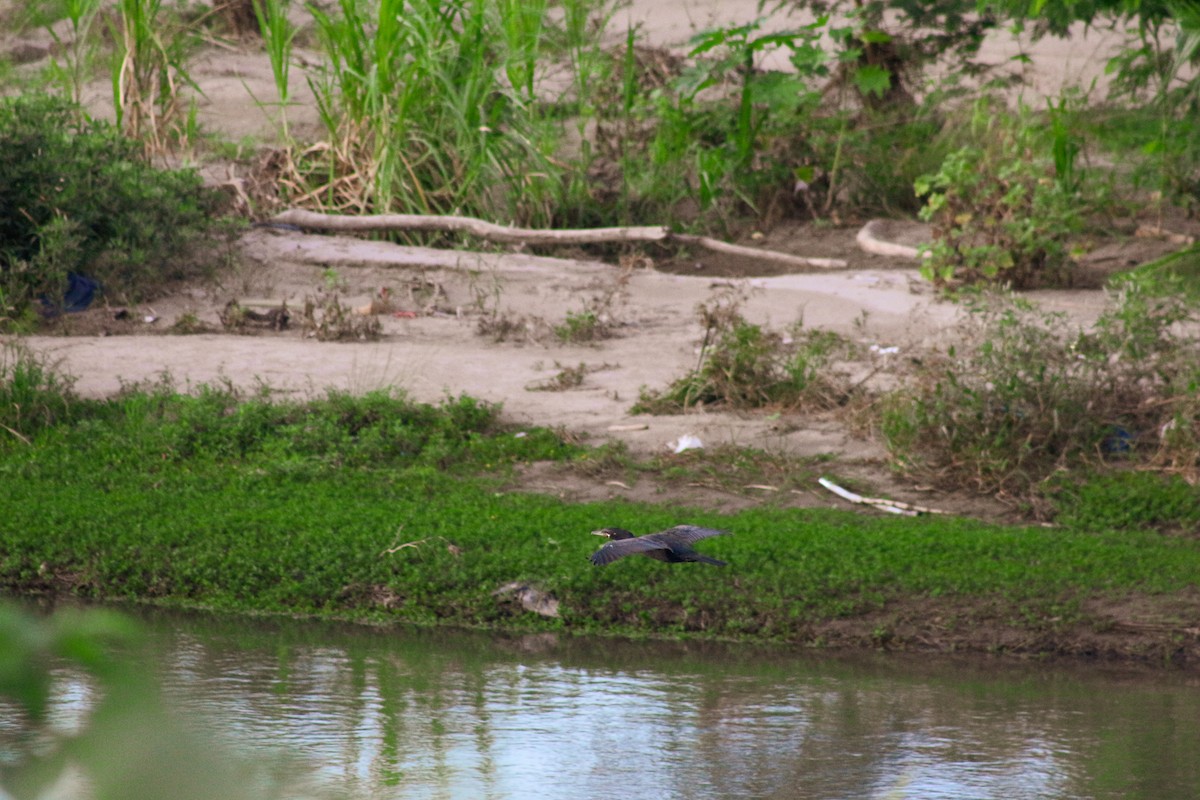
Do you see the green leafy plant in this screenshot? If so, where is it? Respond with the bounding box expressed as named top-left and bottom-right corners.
top-left (553, 309), bottom-right (605, 343)
top-left (785, 0), bottom-right (999, 92)
top-left (653, 16), bottom-right (836, 222)
top-left (914, 100), bottom-right (1086, 290)
top-left (0, 94), bottom-right (231, 327)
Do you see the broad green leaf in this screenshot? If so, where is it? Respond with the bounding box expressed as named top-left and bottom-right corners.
top-left (853, 64), bottom-right (892, 98)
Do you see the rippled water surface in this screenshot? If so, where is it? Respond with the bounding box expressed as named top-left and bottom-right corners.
top-left (10, 608), bottom-right (1200, 799)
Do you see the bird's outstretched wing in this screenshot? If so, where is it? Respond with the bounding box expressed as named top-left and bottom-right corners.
top-left (645, 525), bottom-right (730, 545)
top-left (589, 536), bottom-right (669, 566)
top-left (588, 525), bottom-right (730, 566)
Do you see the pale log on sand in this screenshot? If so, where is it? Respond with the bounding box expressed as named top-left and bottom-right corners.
top-left (815, 477), bottom-right (948, 517)
top-left (269, 208), bottom-right (847, 270)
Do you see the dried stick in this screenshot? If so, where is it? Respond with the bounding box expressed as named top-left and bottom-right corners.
top-left (670, 233), bottom-right (846, 270)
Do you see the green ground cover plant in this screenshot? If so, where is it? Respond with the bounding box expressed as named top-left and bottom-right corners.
top-left (1050, 470), bottom-right (1200, 532)
top-left (569, 440), bottom-right (838, 501)
top-left (3, 354), bottom-right (1199, 661)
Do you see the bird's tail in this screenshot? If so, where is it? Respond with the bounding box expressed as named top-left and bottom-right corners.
top-left (692, 555), bottom-right (727, 566)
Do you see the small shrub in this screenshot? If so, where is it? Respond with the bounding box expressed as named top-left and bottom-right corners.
top-left (0, 94), bottom-right (232, 326)
top-left (553, 309), bottom-right (606, 344)
top-left (552, 260), bottom-right (631, 344)
top-left (914, 100), bottom-right (1085, 289)
top-left (881, 289), bottom-right (1199, 500)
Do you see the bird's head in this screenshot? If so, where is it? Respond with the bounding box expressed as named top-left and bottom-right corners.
top-left (591, 527), bottom-right (635, 540)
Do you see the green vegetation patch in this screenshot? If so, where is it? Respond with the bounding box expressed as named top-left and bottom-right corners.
top-left (880, 290), bottom-right (1200, 501)
top-left (2, 363), bottom-right (1199, 659)
top-left (0, 94), bottom-right (232, 328)
top-left (1050, 471), bottom-right (1200, 533)
top-left (635, 289), bottom-right (859, 413)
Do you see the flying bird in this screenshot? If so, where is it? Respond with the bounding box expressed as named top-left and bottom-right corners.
top-left (588, 525), bottom-right (730, 566)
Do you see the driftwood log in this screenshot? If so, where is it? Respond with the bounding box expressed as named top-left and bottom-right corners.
top-left (815, 477), bottom-right (948, 517)
top-left (269, 208), bottom-right (847, 271)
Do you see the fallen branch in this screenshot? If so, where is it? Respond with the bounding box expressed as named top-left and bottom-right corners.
top-left (855, 219), bottom-right (927, 260)
top-left (380, 527), bottom-right (462, 557)
top-left (671, 232), bottom-right (846, 270)
top-left (269, 208), bottom-right (847, 270)
top-left (273, 208), bottom-right (668, 244)
top-left (815, 477), bottom-right (949, 517)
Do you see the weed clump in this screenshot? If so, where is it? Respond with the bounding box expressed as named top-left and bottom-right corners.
top-left (552, 263), bottom-right (631, 344)
top-left (527, 362), bottom-right (616, 392)
top-left (0, 343), bottom-right (90, 444)
top-left (880, 289), bottom-right (1199, 502)
top-left (635, 290), bottom-right (855, 413)
top-left (300, 293), bottom-right (381, 341)
top-left (0, 94), bottom-right (231, 328)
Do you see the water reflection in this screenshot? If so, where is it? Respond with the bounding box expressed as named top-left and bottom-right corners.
top-left (10, 607), bottom-right (1200, 800)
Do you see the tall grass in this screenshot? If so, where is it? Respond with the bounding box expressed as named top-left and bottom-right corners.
top-left (295, 0), bottom-right (571, 223)
top-left (110, 0), bottom-right (199, 155)
top-left (0, 343), bottom-right (87, 443)
top-left (251, 0), bottom-right (297, 142)
top-left (44, 0), bottom-right (105, 105)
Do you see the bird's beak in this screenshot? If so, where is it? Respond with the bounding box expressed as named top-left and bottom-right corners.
top-left (590, 529), bottom-right (607, 537)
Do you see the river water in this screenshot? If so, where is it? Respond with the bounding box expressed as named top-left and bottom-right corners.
top-left (8, 607), bottom-right (1200, 799)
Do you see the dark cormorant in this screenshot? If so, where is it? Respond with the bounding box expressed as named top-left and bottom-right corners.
top-left (588, 525), bottom-right (730, 566)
